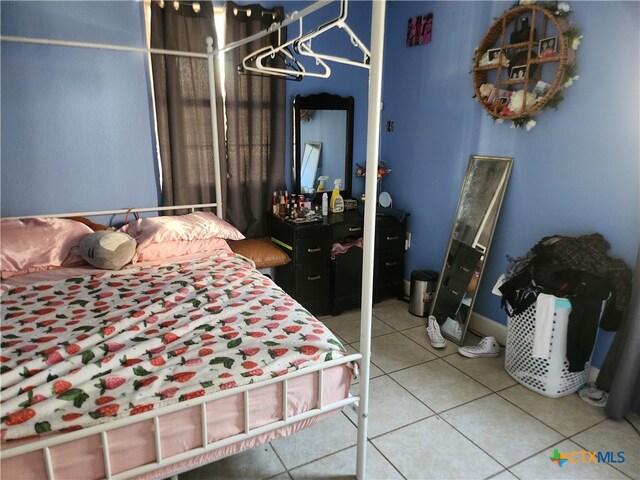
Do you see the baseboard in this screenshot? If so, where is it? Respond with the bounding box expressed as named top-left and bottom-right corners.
top-left (468, 312), bottom-right (508, 346)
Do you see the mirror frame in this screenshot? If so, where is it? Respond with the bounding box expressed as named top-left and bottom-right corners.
top-left (293, 93), bottom-right (354, 199)
top-left (429, 154), bottom-right (513, 345)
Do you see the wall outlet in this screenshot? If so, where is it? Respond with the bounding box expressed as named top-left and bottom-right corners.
top-left (405, 231), bottom-right (411, 250)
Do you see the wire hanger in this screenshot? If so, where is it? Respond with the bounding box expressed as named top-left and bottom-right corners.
top-left (293, 0), bottom-right (370, 70)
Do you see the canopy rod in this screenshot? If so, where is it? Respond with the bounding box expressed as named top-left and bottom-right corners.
top-left (0, 0), bottom-right (331, 59)
top-left (2, 203), bottom-right (220, 221)
top-left (356, 1), bottom-right (386, 477)
top-left (206, 36), bottom-right (224, 219)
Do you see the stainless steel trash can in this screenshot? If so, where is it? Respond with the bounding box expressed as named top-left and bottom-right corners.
top-left (409, 270), bottom-right (438, 317)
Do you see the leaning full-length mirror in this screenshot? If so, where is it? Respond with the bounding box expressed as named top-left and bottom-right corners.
top-left (293, 93), bottom-right (354, 198)
top-left (430, 155), bottom-right (513, 345)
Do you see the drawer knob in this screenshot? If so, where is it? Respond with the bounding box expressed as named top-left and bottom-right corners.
top-left (307, 275), bottom-right (322, 281)
top-left (307, 247), bottom-right (322, 253)
top-left (386, 235), bottom-right (399, 241)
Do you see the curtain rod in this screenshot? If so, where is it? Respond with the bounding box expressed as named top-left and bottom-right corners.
top-left (0, 0), bottom-right (331, 58)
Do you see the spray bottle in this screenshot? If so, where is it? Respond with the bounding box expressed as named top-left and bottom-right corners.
top-left (329, 179), bottom-right (344, 213)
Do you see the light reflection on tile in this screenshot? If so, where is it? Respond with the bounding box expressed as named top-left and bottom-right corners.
top-left (441, 394), bottom-right (564, 467)
top-left (357, 332), bottom-right (437, 373)
top-left (391, 359), bottom-right (491, 412)
top-left (373, 417), bottom-right (503, 479)
top-left (344, 375), bottom-right (434, 437)
top-left (498, 384), bottom-right (607, 436)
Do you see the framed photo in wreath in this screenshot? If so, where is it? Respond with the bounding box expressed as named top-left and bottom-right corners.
top-left (510, 65), bottom-right (527, 80)
top-left (487, 48), bottom-right (501, 62)
top-left (532, 80), bottom-right (551, 98)
top-left (538, 36), bottom-right (558, 55)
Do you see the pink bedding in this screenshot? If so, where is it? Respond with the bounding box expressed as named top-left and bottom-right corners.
top-left (1, 251), bottom-right (351, 452)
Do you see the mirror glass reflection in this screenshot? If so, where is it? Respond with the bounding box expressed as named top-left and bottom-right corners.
top-left (430, 155), bottom-right (513, 345)
top-left (300, 141), bottom-right (322, 193)
top-left (293, 93), bottom-right (354, 199)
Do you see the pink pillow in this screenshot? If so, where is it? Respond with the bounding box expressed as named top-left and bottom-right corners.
top-left (1, 218), bottom-right (93, 279)
top-left (120, 212), bottom-right (244, 263)
top-left (132, 237), bottom-right (233, 263)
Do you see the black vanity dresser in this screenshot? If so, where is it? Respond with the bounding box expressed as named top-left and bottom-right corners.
top-left (268, 210), bottom-right (407, 316)
top-left (280, 91), bottom-right (407, 315)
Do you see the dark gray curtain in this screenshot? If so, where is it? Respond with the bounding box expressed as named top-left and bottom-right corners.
top-left (597, 244), bottom-right (640, 419)
top-left (150, 1), bottom-right (226, 211)
top-left (224, 2), bottom-right (286, 238)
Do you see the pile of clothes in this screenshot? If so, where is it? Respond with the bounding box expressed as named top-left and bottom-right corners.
top-left (499, 233), bottom-right (632, 372)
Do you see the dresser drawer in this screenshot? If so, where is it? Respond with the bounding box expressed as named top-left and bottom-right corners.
top-left (332, 222), bottom-right (364, 242)
top-left (376, 224), bottom-right (405, 251)
top-left (375, 249), bottom-right (404, 282)
top-left (295, 235), bottom-right (330, 267)
top-left (296, 263), bottom-right (330, 301)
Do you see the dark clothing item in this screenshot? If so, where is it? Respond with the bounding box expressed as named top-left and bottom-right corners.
top-left (567, 298), bottom-right (604, 372)
top-left (532, 234), bottom-right (632, 330)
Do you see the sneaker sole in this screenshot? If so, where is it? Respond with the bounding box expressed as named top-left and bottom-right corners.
top-left (429, 341), bottom-right (447, 349)
top-left (458, 349), bottom-right (500, 358)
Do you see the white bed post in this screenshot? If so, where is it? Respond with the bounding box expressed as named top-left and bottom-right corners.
top-left (206, 37), bottom-right (224, 219)
top-left (357, 1), bottom-right (386, 479)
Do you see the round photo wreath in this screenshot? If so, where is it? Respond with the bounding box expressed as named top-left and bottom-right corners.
top-left (472, 1), bottom-right (581, 130)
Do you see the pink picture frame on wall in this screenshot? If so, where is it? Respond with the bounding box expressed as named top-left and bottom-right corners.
top-left (407, 12), bottom-right (433, 47)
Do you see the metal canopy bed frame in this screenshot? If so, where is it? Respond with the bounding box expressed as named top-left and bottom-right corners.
top-left (0, 1), bottom-right (386, 478)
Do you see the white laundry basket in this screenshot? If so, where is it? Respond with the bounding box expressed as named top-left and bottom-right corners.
top-left (504, 297), bottom-right (596, 398)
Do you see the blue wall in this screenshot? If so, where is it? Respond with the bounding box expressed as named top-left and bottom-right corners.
top-left (2, 1), bottom-right (638, 368)
top-left (380, 1), bottom-right (640, 368)
top-left (1, 1), bottom-right (159, 216)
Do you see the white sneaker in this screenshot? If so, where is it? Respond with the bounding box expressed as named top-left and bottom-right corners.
top-left (427, 316), bottom-right (446, 349)
top-left (578, 382), bottom-right (608, 407)
top-left (458, 336), bottom-right (500, 358)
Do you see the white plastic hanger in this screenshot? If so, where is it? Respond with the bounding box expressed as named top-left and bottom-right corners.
top-left (293, 0), bottom-right (370, 70)
top-left (241, 18), bottom-right (331, 80)
top-left (241, 0), bottom-right (370, 80)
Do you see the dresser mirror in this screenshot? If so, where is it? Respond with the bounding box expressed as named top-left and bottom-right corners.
top-left (293, 93), bottom-right (354, 198)
top-left (430, 155), bottom-right (513, 345)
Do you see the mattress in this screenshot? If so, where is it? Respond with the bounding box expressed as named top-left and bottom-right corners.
top-left (0, 250), bottom-right (354, 478)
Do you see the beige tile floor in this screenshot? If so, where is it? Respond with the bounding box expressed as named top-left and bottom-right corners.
top-left (179, 300), bottom-right (639, 480)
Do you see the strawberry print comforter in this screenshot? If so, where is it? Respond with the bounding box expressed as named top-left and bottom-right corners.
top-left (0, 253), bottom-right (347, 441)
